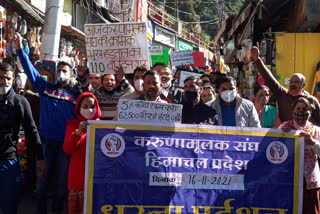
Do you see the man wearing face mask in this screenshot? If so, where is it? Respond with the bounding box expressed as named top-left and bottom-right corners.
top-left (250, 43), bottom-right (320, 125)
top-left (94, 66), bottom-right (134, 120)
top-left (15, 33), bottom-right (81, 214)
top-left (159, 66), bottom-right (183, 103)
top-left (210, 76), bottom-right (260, 127)
top-left (181, 76), bottom-right (218, 124)
top-left (120, 66), bottom-right (147, 100)
top-left (0, 63), bottom-right (43, 214)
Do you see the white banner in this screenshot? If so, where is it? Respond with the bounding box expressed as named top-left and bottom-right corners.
top-left (179, 71), bottom-right (203, 87)
top-left (84, 22), bottom-right (150, 74)
top-left (170, 50), bottom-right (194, 67)
top-left (117, 99), bottom-right (182, 123)
top-left (148, 46), bottom-right (163, 55)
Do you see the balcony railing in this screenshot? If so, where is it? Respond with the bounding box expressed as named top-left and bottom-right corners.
top-left (148, 4), bottom-right (210, 49)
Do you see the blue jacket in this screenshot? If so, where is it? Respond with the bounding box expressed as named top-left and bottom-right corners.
top-left (18, 49), bottom-right (81, 142)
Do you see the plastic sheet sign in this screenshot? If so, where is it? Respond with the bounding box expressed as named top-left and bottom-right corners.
top-left (150, 49), bottom-right (170, 66)
top-left (84, 121), bottom-right (303, 214)
top-left (170, 50), bottom-right (194, 66)
top-left (117, 99), bottom-right (182, 123)
top-left (84, 22), bottom-right (150, 74)
top-left (179, 71), bottom-right (203, 87)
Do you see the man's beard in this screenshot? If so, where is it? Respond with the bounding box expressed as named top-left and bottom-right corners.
top-left (145, 88), bottom-right (160, 100)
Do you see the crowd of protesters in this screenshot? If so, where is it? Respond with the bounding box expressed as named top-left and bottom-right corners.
top-left (1, 33), bottom-right (320, 214)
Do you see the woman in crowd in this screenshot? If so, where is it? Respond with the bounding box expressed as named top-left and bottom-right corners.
top-left (200, 85), bottom-right (216, 103)
top-left (63, 92), bottom-right (101, 214)
top-left (253, 85), bottom-right (281, 128)
top-left (279, 97), bottom-right (320, 213)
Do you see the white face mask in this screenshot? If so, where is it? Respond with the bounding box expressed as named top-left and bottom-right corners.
top-left (220, 90), bottom-right (237, 103)
top-left (80, 108), bottom-right (96, 120)
top-left (134, 79), bottom-right (144, 92)
top-left (162, 81), bottom-right (171, 88)
top-left (0, 86), bottom-right (11, 95)
top-left (56, 72), bottom-right (70, 83)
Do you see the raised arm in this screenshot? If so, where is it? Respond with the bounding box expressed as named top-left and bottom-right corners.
top-left (15, 33), bottom-right (47, 94)
top-left (250, 44), bottom-right (286, 97)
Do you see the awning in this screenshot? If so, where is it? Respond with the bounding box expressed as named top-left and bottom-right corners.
top-left (11, 0), bottom-right (44, 24)
top-left (61, 25), bottom-right (85, 42)
top-left (214, 22), bottom-right (226, 44)
top-left (227, 1), bottom-right (252, 39)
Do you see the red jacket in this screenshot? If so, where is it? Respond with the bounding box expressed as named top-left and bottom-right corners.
top-left (63, 92), bottom-right (101, 190)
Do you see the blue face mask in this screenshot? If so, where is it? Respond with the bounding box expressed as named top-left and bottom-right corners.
top-left (185, 91), bottom-right (199, 103)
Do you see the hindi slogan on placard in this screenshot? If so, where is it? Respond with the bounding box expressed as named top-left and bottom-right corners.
top-left (84, 22), bottom-right (150, 74)
top-left (170, 50), bottom-right (194, 67)
top-left (117, 99), bottom-right (182, 123)
top-left (179, 70), bottom-right (203, 87)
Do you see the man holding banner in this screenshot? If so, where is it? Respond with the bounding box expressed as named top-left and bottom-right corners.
top-left (136, 70), bottom-right (168, 103)
top-left (210, 76), bottom-right (260, 127)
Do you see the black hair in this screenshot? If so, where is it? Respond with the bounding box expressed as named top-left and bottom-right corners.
top-left (143, 70), bottom-right (160, 80)
top-left (254, 85), bottom-right (269, 96)
top-left (202, 85), bottom-right (215, 94)
top-left (125, 73), bottom-right (134, 81)
top-left (215, 76), bottom-right (235, 89)
top-left (184, 76), bottom-right (202, 87)
top-left (101, 74), bottom-right (115, 83)
top-left (201, 74), bottom-right (209, 79)
top-left (152, 62), bottom-right (166, 68)
top-left (0, 63), bottom-right (14, 73)
top-left (133, 66), bottom-right (148, 76)
top-left (57, 61), bottom-right (72, 70)
top-left (79, 94), bottom-right (95, 107)
top-left (292, 97), bottom-right (312, 112)
top-left (210, 72), bottom-right (223, 77)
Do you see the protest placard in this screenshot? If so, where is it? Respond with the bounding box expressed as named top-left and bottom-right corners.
top-left (170, 50), bottom-right (194, 66)
top-left (179, 70), bottom-right (203, 87)
top-left (85, 121), bottom-right (303, 214)
top-left (84, 22), bottom-right (150, 74)
top-left (117, 99), bottom-right (182, 123)
top-left (148, 46), bottom-right (162, 55)
top-left (150, 49), bottom-right (170, 66)
top-left (192, 52), bottom-right (205, 67)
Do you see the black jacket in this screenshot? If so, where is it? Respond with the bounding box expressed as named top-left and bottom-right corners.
top-left (181, 101), bottom-right (219, 125)
top-left (0, 88), bottom-right (42, 160)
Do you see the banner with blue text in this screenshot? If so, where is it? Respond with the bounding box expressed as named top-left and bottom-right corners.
top-left (84, 121), bottom-right (303, 214)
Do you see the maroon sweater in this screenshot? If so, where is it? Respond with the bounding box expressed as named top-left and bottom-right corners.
top-left (255, 58), bottom-right (320, 125)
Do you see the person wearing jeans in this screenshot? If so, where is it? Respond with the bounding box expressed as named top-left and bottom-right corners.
top-left (15, 33), bottom-right (81, 214)
top-left (0, 62), bottom-right (43, 214)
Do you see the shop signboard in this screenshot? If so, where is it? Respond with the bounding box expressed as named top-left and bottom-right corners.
top-left (178, 40), bottom-right (194, 51)
top-left (148, 46), bottom-right (162, 55)
top-left (154, 25), bottom-right (176, 48)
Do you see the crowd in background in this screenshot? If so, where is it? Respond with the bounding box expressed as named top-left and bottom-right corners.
top-left (1, 33), bottom-right (320, 214)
